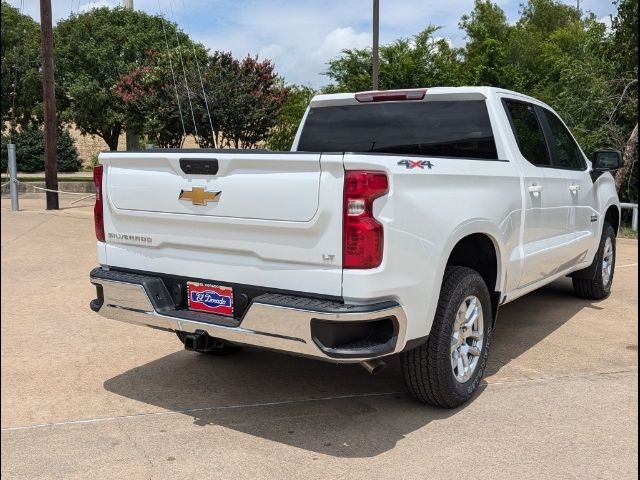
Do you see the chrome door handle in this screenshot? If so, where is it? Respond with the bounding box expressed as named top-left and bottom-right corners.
top-left (569, 184), bottom-right (580, 193)
top-left (528, 184), bottom-right (544, 193)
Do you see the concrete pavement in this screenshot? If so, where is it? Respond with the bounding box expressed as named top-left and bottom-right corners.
top-left (1, 195), bottom-right (637, 479)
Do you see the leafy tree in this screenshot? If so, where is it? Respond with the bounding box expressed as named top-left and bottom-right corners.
top-left (609, 0), bottom-right (638, 202)
top-left (0, 1), bottom-right (42, 133)
top-left (459, 0), bottom-right (637, 201)
top-left (198, 52), bottom-right (290, 148)
top-left (1, 126), bottom-right (81, 173)
top-left (115, 49), bottom-right (290, 149)
top-left (114, 46), bottom-right (208, 148)
top-left (325, 26), bottom-right (463, 91)
top-left (266, 85), bottom-right (315, 151)
top-left (54, 7), bottom-right (200, 151)
top-left (459, 1), bottom-right (512, 86)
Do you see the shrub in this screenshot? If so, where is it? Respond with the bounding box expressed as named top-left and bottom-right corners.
top-left (1, 127), bottom-right (81, 173)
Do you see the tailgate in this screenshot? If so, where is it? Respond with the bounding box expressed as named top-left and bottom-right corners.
top-left (108, 152), bottom-right (320, 221)
top-left (99, 151), bottom-right (344, 296)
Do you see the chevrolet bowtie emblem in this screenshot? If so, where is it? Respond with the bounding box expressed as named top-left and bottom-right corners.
top-left (179, 187), bottom-right (221, 206)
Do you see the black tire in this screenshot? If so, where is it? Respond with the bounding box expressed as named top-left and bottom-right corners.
top-left (572, 222), bottom-right (616, 300)
top-left (400, 266), bottom-right (492, 408)
top-left (176, 331), bottom-right (243, 356)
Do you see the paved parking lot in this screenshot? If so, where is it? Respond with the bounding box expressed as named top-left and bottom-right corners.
top-left (1, 195), bottom-right (638, 479)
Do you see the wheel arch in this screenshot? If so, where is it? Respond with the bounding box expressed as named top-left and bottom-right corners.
top-left (604, 204), bottom-right (620, 235)
top-left (442, 230), bottom-right (504, 326)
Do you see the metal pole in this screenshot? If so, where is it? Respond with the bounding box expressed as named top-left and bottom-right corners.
top-left (122, 0), bottom-right (140, 151)
top-left (7, 144), bottom-right (19, 211)
top-left (633, 206), bottom-right (638, 231)
top-left (372, 0), bottom-right (379, 90)
top-left (40, 0), bottom-right (59, 210)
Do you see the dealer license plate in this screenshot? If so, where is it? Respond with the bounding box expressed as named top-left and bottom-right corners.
top-left (186, 281), bottom-right (234, 316)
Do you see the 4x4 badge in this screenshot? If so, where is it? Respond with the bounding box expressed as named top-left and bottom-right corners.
top-left (398, 159), bottom-right (433, 170)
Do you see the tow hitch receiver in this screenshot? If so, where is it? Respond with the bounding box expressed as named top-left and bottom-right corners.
top-left (182, 330), bottom-right (210, 351)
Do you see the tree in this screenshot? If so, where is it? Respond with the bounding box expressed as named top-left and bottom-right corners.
top-left (609, 0), bottom-right (638, 202)
top-left (114, 46), bottom-right (208, 148)
top-left (325, 26), bottom-right (463, 91)
top-left (198, 52), bottom-right (290, 148)
top-left (460, 0), bottom-right (637, 203)
top-left (266, 85), bottom-right (315, 151)
top-left (0, 1), bottom-right (42, 133)
top-left (115, 64), bottom-right (189, 148)
top-left (1, 126), bottom-right (81, 173)
top-left (459, 1), bottom-right (512, 86)
top-left (54, 7), bottom-right (201, 151)
top-left (115, 49), bottom-right (290, 149)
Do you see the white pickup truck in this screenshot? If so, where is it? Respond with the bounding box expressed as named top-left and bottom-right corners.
top-left (90, 87), bottom-right (622, 407)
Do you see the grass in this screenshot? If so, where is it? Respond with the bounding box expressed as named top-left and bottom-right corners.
top-left (619, 227), bottom-right (638, 239)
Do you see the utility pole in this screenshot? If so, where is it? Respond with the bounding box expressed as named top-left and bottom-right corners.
top-left (40, 0), bottom-right (58, 210)
top-left (372, 0), bottom-right (380, 90)
top-left (122, 0), bottom-right (140, 151)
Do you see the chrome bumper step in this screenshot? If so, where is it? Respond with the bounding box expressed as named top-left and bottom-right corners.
top-left (89, 268), bottom-right (407, 363)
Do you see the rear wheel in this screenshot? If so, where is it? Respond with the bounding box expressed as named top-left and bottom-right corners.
top-left (176, 331), bottom-right (242, 355)
top-left (400, 266), bottom-right (492, 408)
top-left (572, 222), bottom-right (616, 300)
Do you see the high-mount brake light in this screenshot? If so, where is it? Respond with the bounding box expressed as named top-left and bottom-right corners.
top-left (343, 171), bottom-right (388, 269)
top-left (93, 165), bottom-right (105, 242)
top-left (355, 89), bottom-right (427, 103)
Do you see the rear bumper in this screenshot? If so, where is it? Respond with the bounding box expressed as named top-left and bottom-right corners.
top-left (89, 268), bottom-right (407, 363)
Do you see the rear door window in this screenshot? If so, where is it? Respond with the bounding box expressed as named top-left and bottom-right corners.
top-left (297, 100), bottom-right (498, 160)
top-left (541, 109), bottom-right (586, 170)
top-left (504, 100), bottom-right (551, 167)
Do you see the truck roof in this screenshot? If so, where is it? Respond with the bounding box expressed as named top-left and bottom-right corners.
top-left (309, 86), bottom-right (547, 109)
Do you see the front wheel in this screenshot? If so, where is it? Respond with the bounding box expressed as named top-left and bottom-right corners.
top-left (572, 222), bottom-right (616, 300)
top-left (400, 266), bottom-right (492, 408)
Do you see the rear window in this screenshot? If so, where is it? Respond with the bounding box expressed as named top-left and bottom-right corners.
top-left (297, 100), bottom-right (498, 159)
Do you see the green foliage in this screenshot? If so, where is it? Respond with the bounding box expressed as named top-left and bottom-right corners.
top-left (0, 1), bottom-right (42, 131)
top-left (326, 0), bottom-right (636, 201)
top-left (325, 26), bottom-right (463, 91)
top-left (458, 0), bottom-right (637, 201)
top-left (266, 85), bottom-right (315, 151)
top-left (114, 50), bottom-right (290, 149)
top-left (199, 53), bottom-right (291, 148)
top-left (1, 127), bottom-right (81, 173)
top-left (54, 7), bottom-right (199, 150)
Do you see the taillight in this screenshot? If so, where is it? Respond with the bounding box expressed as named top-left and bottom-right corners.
top-left (93, 165), bottom-right (105, 242)
top-left (355, 89), bottom-right (426, 103)
top-left (343, 171), bottom-right (388, 269)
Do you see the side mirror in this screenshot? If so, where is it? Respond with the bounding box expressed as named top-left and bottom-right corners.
top-left (592, 149), bottom-right (623, 171)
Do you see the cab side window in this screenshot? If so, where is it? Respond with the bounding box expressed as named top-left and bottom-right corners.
top-left (542, 110), bottom-right (586, 170)
top-left (504, 101), bottom-right (552, 167)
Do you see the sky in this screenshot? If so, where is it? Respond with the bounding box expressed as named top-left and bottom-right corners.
top-left (7, 0), bottom-right (618, 87)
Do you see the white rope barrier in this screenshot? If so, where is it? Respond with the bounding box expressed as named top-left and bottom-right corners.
top-left (2, 180), bottom-right (96, 197)
top-left (21, 183), bottom-right (95, 196)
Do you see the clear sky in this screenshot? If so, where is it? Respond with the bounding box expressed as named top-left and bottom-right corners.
top-left (8, 0), bottom-right (617, 87)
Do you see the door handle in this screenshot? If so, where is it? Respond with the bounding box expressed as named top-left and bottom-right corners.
top-left (528, 184), bottom-right (544, 193)
top-left (569, 184), bottom-right (580, 193)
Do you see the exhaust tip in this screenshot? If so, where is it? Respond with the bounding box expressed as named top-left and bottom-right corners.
top-left (360, 359), bottom-right (386, 375)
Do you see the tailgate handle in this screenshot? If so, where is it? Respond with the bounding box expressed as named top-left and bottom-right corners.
top-left (180, 158), bottom-right (219, 175)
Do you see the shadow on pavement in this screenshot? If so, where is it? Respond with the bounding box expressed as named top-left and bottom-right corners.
top-left (487, 277), bottom-right (603, 376)
top-left (104, 277), bottom-right (600, 458)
